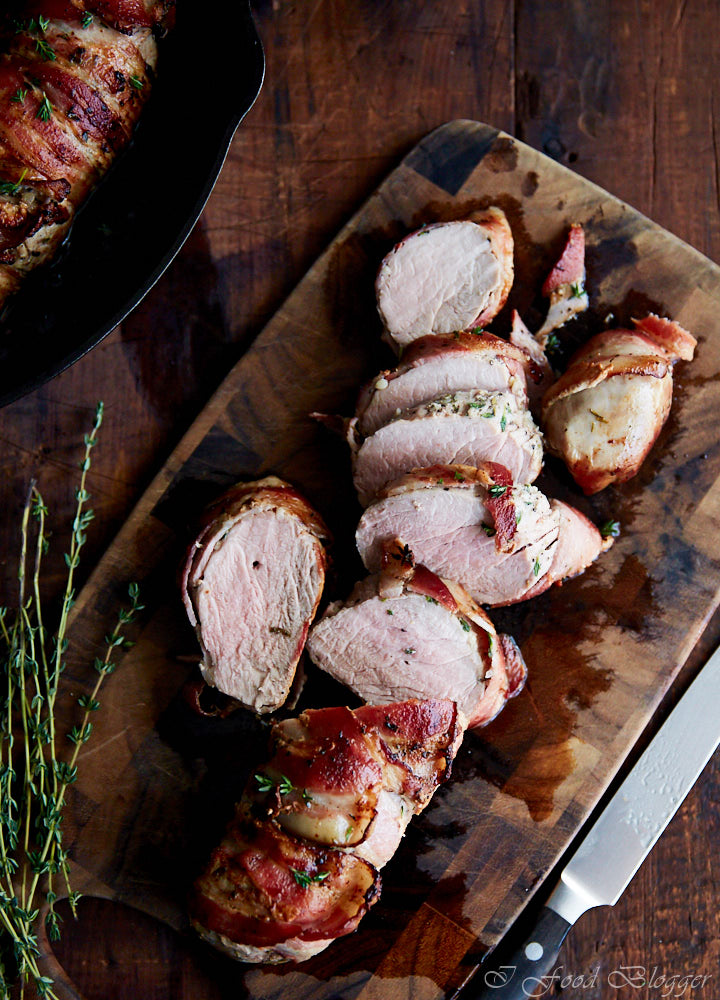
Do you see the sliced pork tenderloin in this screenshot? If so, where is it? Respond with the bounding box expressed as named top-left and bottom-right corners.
top-left (306, 558), bottom-right (526, 728)
top-left (190, 698), bottom-right (462, 963)
top-left (375, 209), bottom-right (514, 352)
top-left (355, 331), bottom-right (530, 436)
top-left (355, 464), bottom-right (560, 606)
top-left (542, 315), bottom-right (696, 493)
top-left (351, 390), bottom-right (543, 506)
top-left (181, 477), bottom-right (329, 714)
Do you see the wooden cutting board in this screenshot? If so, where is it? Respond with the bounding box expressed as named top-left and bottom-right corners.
top-left (40, 119), bottom-right (720, 999)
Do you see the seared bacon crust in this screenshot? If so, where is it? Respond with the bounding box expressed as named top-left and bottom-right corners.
top-left (190, 699), bottom-right (461, 963)
top-left (190, 805), bottom-right (380, 950)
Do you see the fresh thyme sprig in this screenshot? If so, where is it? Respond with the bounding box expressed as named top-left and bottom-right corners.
top-left (0, 402), bottom-right (142, 998)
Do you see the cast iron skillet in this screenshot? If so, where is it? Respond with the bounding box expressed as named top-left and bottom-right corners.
top-left (0, 2), bottom-right (265, 407)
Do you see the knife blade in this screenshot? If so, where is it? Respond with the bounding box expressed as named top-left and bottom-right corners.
top-left (471, 643), bottom-right (720, 1000)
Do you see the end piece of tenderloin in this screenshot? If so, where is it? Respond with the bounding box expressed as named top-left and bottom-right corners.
top-left (351, 389), bottom-right (543, 506)
top-left (535, 223), bottom-right (589, 349)
top-left (189, 698), bottom-right (463, 963)
top-left (498, 500), bottom-right (612, 603)
top-left (541, 315), bottom-right (697, 494)
top-left (0, 3), bottom-right (169, 308)
top-left (306, 553), bottom-right (526, 729)
top-left (181, 477), bottom-right (329, 714)
top-left (375, 209), bottom-right (514, 352)
top-left (355, 331), bottom-right (530, 437)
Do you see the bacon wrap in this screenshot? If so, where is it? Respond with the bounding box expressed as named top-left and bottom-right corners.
top-left (542, 223), bottom-right (585, 296)
top-left (189, 809), bottom-right (380, 948)
top-left (191, 699), bottom-right (462, 962)
top-left (632, 314), bottom-right (696, 362)
top-left (541, 353), bottom-right (671, 410)
top-left (482, 463), bottom-right (517, 551)
top-left (21, 0), bottom-right (175, 31)
top-left (271, 707), bottom-right (384, 798)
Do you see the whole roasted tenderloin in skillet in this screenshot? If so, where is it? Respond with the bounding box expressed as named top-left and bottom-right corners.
top-left (189, 698), bottom-right (463, 963)
top-left (356, 464), bottom-right (610, 606)
top-left (350, 389), bottom-right (543, 506)
top-left (0, 0), bottom-right (174, 307)
top-left (355, 331), bottom-right (532, 437)
top-left (181, 477), bottom-right (329, 714)
top-left (306, 551), bottom-right (526, 729)
top-left (375, 208), bottom-right (514, 352)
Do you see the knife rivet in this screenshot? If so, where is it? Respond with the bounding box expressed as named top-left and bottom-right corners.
top-left (525, 942), bottom-right (543, 961)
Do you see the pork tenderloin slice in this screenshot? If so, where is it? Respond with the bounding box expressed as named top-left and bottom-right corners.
top-left (352, 390), bottom-right (543, 506)
top-left (306, 568), bottom-right (510, 729)
top-left (376, 210), bottom-right (514, 351)
top-left (308, 587), bottom-right (485, 717)
top-left (356, 331), bottom-right (529, 436)
top-left (356, 471), bottom-right (559, 606)
top-left (182, 477), bottom-right (328, 713)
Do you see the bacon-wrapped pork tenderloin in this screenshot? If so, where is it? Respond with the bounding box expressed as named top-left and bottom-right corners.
top-left (0, 0), bottom-right (172, 307)
top-left (375, 209), bottom-right (514, 352)
top-left (189, 698), bottom-right (463, 963)
top-left (356, 464), bottom-right (558, 606)
top-left (355, 331), bottom-right (531, 437)
top-left (182, 477), bottom-right (330, 714)
top-left (542, 315), bottom-right (696, 494)
top-left (307, 550), bottom-right (526, 728)
top-left (356, 464), bottom-right (609, 606)
top-left (350, 389), bottom-right (543, 507)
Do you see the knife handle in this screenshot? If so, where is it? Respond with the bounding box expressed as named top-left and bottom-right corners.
top-left (471, 906), bottom-right (572, 1000)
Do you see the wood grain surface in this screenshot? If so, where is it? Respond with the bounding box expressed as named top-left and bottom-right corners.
top-left (1, 3), bottom-right (719, 999)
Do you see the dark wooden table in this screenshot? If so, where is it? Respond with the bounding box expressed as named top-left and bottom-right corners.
top-left (2, 2), bottom-right (719, 997)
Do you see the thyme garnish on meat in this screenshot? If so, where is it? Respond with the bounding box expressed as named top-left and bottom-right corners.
top-left (0, 169), bottom-right (28, 197)
top-left (254, 772), bottom-right (312, 804)
top-left (0, 403), bottom-right (142, 998)
top-left (35, 93), bottom-right (53, 122)
top-left (290, 868), bottom-right (329, 888)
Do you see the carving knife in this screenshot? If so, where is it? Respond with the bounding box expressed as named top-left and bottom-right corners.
top-left (471, 644), bottom-right (720, 1000)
